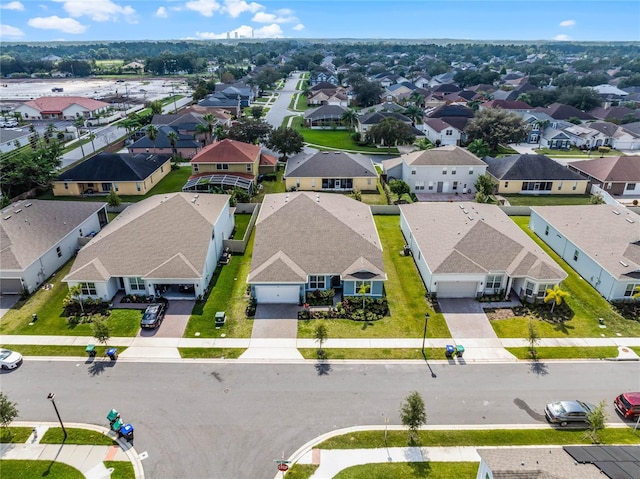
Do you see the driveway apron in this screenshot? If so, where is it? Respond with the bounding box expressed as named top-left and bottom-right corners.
top-left (240, 304), bottom-right (303, 360)
top-left (137, 300), bottom-right (194, 338)
top-left (438, 298), bottom-right (498, 339)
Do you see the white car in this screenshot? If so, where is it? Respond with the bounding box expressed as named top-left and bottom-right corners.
top-left (0, 349), bottom-right (23, 370)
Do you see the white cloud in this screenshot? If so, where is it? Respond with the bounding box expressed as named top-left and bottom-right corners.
top-left (155, 6), bottom-right (168, 18)
top-left (185, 0), bottom-right (220, 17)
top-left (196, 23), bottom-right (282, 39)
top-left (559, 19), bottom-right (575, 27)
top-left (223, 0), bottom-right (262, 18)
top-left (0, 2), bottom-right (25, 11)
top-left (54, 0), bottom-right (136, 22)
top-left (252, 10), bottom-right (295, 23)
top-left (28, 15), bottom-right (86, 33)
top-left (0, 24), bottom-right (25, 38)
top-left (292, 23), bottom-right (304, 31)
top-left (554, 34), bottom-right (570, 41)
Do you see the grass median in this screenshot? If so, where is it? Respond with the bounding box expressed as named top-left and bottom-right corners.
top-left (1, 345), bottom-right (128, 357)
top-left (506, 346), bottom-right (619, 360)
top-left (298, 348), bottom-right (443, 360)
top-left (178, 348), bottom-right (246, 359)
top-left (40, 428), bottom-right (116, 445)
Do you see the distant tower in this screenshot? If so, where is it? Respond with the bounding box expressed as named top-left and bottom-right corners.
top-left (252, 29), bottom-right (254, 38)
top-left (235, 31), bottom-right (238, 39)
top-left (227, 32), bottom-right (230, 40)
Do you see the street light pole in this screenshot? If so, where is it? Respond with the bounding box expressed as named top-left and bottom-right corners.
top-left (47, 393), bottom-right (67, 440)
top-left (421, 313), bottom-right (429, 355)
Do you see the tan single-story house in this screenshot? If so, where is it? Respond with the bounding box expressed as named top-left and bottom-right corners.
top-left (15, 96), bottom-right (110, 121)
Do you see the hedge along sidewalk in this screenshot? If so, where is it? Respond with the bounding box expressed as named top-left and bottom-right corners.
top-left (5, 421), bottom-right (145, 479)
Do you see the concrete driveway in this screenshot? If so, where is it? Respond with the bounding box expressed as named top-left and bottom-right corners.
top-left (437, 298), bottom-right (498, 339)
top-left (240, 304), bottom-right (303, 360)
top-left (0, 294), bottom-right (19, 319)
top-left (137, 300), bottom-right (194, 338)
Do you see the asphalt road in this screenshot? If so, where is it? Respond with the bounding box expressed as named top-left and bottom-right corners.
top-left (2, 359), bottom-right (638, 479)
top-left (265, 72), bottom-right (301, 128)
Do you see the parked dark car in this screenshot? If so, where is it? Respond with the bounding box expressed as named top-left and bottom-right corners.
top-left (614, 392), bottom-right (640, 420)
top-left (140, 303), bottom-right (166, 329)
top-left (545, 400), bottom-right (594, 427)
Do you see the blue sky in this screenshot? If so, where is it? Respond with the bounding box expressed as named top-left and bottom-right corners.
top-left (0, 1), bottom-right (638, 43)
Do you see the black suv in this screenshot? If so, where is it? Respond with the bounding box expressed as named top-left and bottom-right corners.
top-left (140, 303), bottom-right (167, 329)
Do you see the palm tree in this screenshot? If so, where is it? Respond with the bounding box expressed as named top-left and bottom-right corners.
top-left (146, 124), bottom-right (158, 153)
top-left (74, 117), bottom-right (86, 159)
top-left (407, 91), bottom-right (424, 107)
top-left (543, 285), bottom-right (569, 313)
top-left (202, 113), bottom-right (216, 141)
top-left (69, 284), bottom-right (84, 313)
top-left (404, 105), bottom-right (424, 126)
top-left (533, 119), bottom-right (550, 147)
top-left (341, 109), bottom-right (358, 131)
top-left (167, 131), bottom-right (179, 160)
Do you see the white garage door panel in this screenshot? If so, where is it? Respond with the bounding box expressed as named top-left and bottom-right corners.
top-left (0, 278), bottom-right (23, 294)
top-left (437, 281), bottom-right (477, 298)
top-left (255, 285), bottom-right (299, 304)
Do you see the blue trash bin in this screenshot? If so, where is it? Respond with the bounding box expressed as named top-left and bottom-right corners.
top-left (445, 345), bottom-right (455, 359)
top-left (119, 423), bottom-right (134, 441)
top-left (106, 348), bottom-right (118, 360)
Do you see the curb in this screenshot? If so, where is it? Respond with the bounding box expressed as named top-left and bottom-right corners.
top-left (10, 421), bottom-right (145, 479)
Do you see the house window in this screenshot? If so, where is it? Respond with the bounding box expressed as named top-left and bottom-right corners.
top-left (486, 274), bottom-right (502, 290)
top-left (624, 283), bottom-right (640, 297)
top-left (451, 168), bottom-right (456, 175)
top-left (81, 282), bottom-right (97, 295)
top-left (101, 183), bottom-right (112, 192)
top-left (161, 166), bottom-right (164, 173)
top-left (411, 168), bottom-right (417, 175)
top-left (246, 164), bottom-right (252, 172)
top-left (557, 182), bottom-right (563, 190)
top-left (216, 164), bottom-right (229, 170)
top-left (428, 181), bottom-right (434, 191)
top-left (525, 281), bottom-right (534, 297)
top-left (309, 275), bottom-right (325, 289)
top-left (626, 183), bottom-right (636, 190)
top-left (355, 280), bottom-right (372, 295)
top-left (442, 168), bottom-right (447, 175)
top-left (56, 246), bottom-right (62, 258)
top-left (504, 181), bottom-right (509, 188)
top-left (64, 182), bottom-right (69, 189)
top-left (445, 129), bottom-right (453, 136)
top-left (573, 250), bottom-right (579, 262)
top-left (367, 178), bottom-right (372, 185)
top-left (296, 179), bottom-right (300, 188)
top-left (606, 182), bottom-right (612, 189)
top-left (468, 168), bottom-right (473, 175)
top-left (537, 283), bottom-right (555, 298)
top-left (311, 179), bottom-right (316, 188)
top-left (129, 277), bottom-right (145, 291)
top-left (114, 182), bottom-right (119, 192)
top-left (194, 164), bottom-right (199, 173)
top-left (415, 181), bottom-right (425, 191)
top-left (545, 225), bottom-right (549, 236)
top-left (572, 182), bottom-right (577, 191)
top-left (136, 182), bottom-right (141, 192)
top-left (452, 181), bottom-right (458, 190)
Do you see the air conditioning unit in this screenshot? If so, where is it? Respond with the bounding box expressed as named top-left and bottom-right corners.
top-left (467, 189), bottom-right (472, 194)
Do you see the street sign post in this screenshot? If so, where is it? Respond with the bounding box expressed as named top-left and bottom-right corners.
top-left (274, 458), bottom-right (291, 476)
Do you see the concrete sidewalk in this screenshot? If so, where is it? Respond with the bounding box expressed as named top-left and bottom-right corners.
top-left (1, 334), bottom-right (639, 362)
top-left (1, 421), bottom-right (144, 479)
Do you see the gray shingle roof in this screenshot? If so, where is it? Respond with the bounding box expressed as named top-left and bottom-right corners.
top-left (304, 104), bottom-right (347, 120)
top-left (64, 193), bottom-right (228, 282)
top-left (531, 205), bottom-right (640, 280)
top-left (57, 153), bottom-right (171, 182)
top-left (569, 155), bottom-right (640, 182)
top-left (248, 193), bottom-right (385, 283)
top-left (400, 202), bottom-right (566, 281)
top-left (128, 125), bottom-right (201, 150)
top-left (484, 154), bottom-right (586, 181)
top-left (1, 199), bottom-right (106, 271)
top-left (285, 151), bottom-right (377, 179)
top-left (359, 111), bottom-right (411, 125)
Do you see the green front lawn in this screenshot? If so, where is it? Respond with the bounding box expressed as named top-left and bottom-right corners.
top-left (105, 461), bottom-right (135, 479)
top-left (185, 234), bottom-right (255, 338)
top-left (506, 346), bottom-right (618, 360)
top-left (41, 428), bottom-right (116, 445)
top-left (290, 117), bottom-right (398, 154)
top-left (0, 460), bottom-right (84, 479)
top-left (335, 462), bottom-right (478, 479)
top-left (0, 428), bottom-right (32, 443)
top-left (502, 194), bottom-right (592, 206)
top-left (178, 348), bottom-right (246, 358)
top-left (0, 260), bottom-right (140, 337)
top-left (491, 217), bottom-right (640, 338)
top-left (318, 428), bottom-right (640, 449)
top-left (285, 464), bottom-right (319, 479)
top-left (298, 216), bottom-right (449, 339)
top-left (298, 348), bottom-right (442, 360)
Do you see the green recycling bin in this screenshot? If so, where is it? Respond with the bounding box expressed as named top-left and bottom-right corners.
top-left (456, 345), bottom-right (465, 358)
top-left (85, 344), bottom-right (96, 357)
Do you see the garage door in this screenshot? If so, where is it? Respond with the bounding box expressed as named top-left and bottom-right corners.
top-left (255, 285), bottom-right (300, 304)
top-left (0, 278), bottom-right (23, 294)
top-left (437, 281), bottom-right (477, 298)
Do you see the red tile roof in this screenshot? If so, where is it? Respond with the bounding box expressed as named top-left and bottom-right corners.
top-left (190, 139), bottom-right (260, 164)
top-left (260, 153), bottom-right (277, 166)
top-left (23, 96), bottom-right (109, 113)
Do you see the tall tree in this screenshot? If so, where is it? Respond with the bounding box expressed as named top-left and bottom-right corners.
top-left (227, 118), bottom-right (272, 144)
top-left (167, 131), bottom-right (179, 159)
top-left (266, 127), bottom-right (304, 162)
top-left (146, 124), bottom-right (159, 152)
top-left (403, 105), bottom-right (424, 126)
top-left (341, 109), bottom-right (358, 131)
top-left (148, 100), bottom-right (163, 115)
top-left (0, 392), bottom-right (19, 430)
top-left (74, 117), bottom-right (87, 159)
top-left (533, 119), bottom-right (550, 145)
top-left (366, 117), bottom-right (415, 152)
top-left (465, 108), bottom-right (528, 151)
top-left (400, 391), bottom-right (426, 444)
top-left (250, 106), bottom-right (265, 119)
